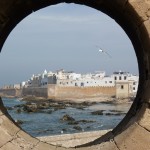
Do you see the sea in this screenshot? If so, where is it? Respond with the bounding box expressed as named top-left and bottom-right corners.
top-left (2, 97), bottom-right (131, 137)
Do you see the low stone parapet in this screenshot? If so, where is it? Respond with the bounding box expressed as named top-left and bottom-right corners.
top-left (38, 130), bottom-right (111, 148)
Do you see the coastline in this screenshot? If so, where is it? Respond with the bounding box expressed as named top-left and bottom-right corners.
top-left (1, 95), bottom-right (134, 104)
top-left (2, 97), bottom-right (131, 137)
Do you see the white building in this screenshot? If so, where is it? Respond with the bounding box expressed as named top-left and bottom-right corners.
top-left (21, 69), bottom-right (139, 96)
top-left (112, 71), bottom-right (139, 97)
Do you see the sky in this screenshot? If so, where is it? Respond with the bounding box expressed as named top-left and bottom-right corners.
top-left (0, 3), bottom-right (138, 86)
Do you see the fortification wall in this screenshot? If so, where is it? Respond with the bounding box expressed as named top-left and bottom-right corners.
top-left (48, 85), bottom-right (116, 100)
top-left (22, 87), bottom-right (48, 98)
top-left (0, 85), bottom-right (116, 100)
top-left (0, 89), bottom-right (22, 97)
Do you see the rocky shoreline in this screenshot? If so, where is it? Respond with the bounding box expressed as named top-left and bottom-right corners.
top-left (2, 96), bottom-right (132, 136)
top-left (4, 96), bottom-right (133, 127)
top-left (7, 96), bottom-right (133, 114)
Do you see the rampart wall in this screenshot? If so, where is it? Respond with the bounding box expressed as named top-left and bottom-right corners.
top-left (0, 85), bottom-right (116, 100)
top-left (22, 87), bottom-right (48, 98)
top-left (51, 85), bottom-right (116, 100)
top-left (0, 89), bottom-right (22, 97)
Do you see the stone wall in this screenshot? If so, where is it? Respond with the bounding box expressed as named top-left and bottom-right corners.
top-left (52, 85), bottom-right (116, 100)
top-left (22, 87), bottom-right (48, 98)
top-left (0, 85), bottom-right (116, 100)
top-left (0, 89), bottom-right (22, 97)
top-left (116, 82), bottom-right (129, 98)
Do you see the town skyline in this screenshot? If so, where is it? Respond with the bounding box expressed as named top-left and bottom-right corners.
top-left (1, 68), bottom-right (139, 88)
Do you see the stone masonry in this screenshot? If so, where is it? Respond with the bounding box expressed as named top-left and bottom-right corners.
top-left (0, 0), bottom-right (150, 149)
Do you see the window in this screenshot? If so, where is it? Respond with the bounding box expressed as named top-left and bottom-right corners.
top-left (124, 76), bottom-right (127, 80)
top-left (133, 82), bottom-right (136, 85)
top-left (121, 85), bottom-right (124, 89)
top-left (114, 76), bottom-right (117, 80)
top-left (119, 76), bottom-right (121, 80)
top-left (81, 82), bottom-right (84, 86)
top-left (109, 81), bottom-right (112, 83)
top-left (133, 87), bottom-right (135, 90)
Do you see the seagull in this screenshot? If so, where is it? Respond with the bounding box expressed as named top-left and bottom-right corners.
top-left (96, 46), bottom-right (112, 58)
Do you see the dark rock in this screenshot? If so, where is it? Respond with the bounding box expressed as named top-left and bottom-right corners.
top-left (60, 114), bottom-right (75, 121)
top-left (68, 121), bottom-right (79, 125)
top-left (23, 103), bottom-right (38, 113)
top-left (81, 101), bottom-right (91, 106)
top-left (6, 106), bottom-right (13, 110)
top-left (16, 108), bottom-right (22, 113)
top-left (109, 110), bottom-right (124, 113)
top-left (105, 112), bottom-right (126, 116)
top-left (14, 104), bottom-right (25, 108)
top-left (77, 120), bottom-right (96, 123)
top-left (105, 113), bottom-right (112, 116)
top-left (91, 110), bottom-right (104, 115)
top-left (73, 125), bottom-right (82, 131)
top-left (54, 106), bottom-right (66, 111)
top-left (62, 128), bottom-right (67, 132)
top-left (86, 126), bottom-right (91, 129)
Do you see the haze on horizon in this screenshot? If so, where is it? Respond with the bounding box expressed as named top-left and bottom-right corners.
top-left (0, 3), bottom-right (138, 86)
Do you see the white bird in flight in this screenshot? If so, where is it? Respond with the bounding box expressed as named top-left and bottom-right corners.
top-left (96, 46), bottom-right (112, 58)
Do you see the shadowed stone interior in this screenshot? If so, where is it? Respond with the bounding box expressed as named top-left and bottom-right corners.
top-left (0, 0), bottom-right (150, 149)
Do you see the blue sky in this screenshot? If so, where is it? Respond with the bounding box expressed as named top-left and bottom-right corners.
top-left (0, 3), bottom-right (138, 86)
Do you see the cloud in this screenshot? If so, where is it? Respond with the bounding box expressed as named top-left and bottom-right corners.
top-left (27, 13), bottom-right (105, 24)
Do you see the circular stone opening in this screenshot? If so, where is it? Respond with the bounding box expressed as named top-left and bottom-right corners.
top-left (0, 3), bottom-right (138, 138)
top-left (0, 1), bottom-right (149, 149)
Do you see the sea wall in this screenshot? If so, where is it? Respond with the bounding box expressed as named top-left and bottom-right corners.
top-left (0, 85), bottom-right (116, 100)
top-left (48, 85), bottom-right (116, 100)
top-left (22, 87), bottom-right (48, 98)
top-left (0, 89), bottom-right (22, 97)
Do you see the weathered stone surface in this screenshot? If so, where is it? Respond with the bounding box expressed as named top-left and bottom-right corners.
top-left (77, 141), bottom-right (119, 150)
top-left (0, 142), bottom-right (21, 150)
top-left (0, 111), bottom-right (3, 116)
top-left (0, 127), bottom-right (12, 147)
top-left (33, 142), bottom-right (56, 150)
top-left (7, 130), bottom-right (40, 149)
top-left (0, 115), bottom-right (20, 136)
top-left (138, 20), bottom-right (150, 57)
top-left (17, 130), bottom-right (39, 146)
top-left (0, 0), bottom-right (150, 150)
top-left (115, 123), bottom-right (150, 150)
top-left (56, 146), bottom-right (67, 150)
top-left (137, 104), bottom-right (150, 131)
top-left (128, 0), bottom-right (150, 22)
top-left (38, 130), bottom-right (110, 148)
